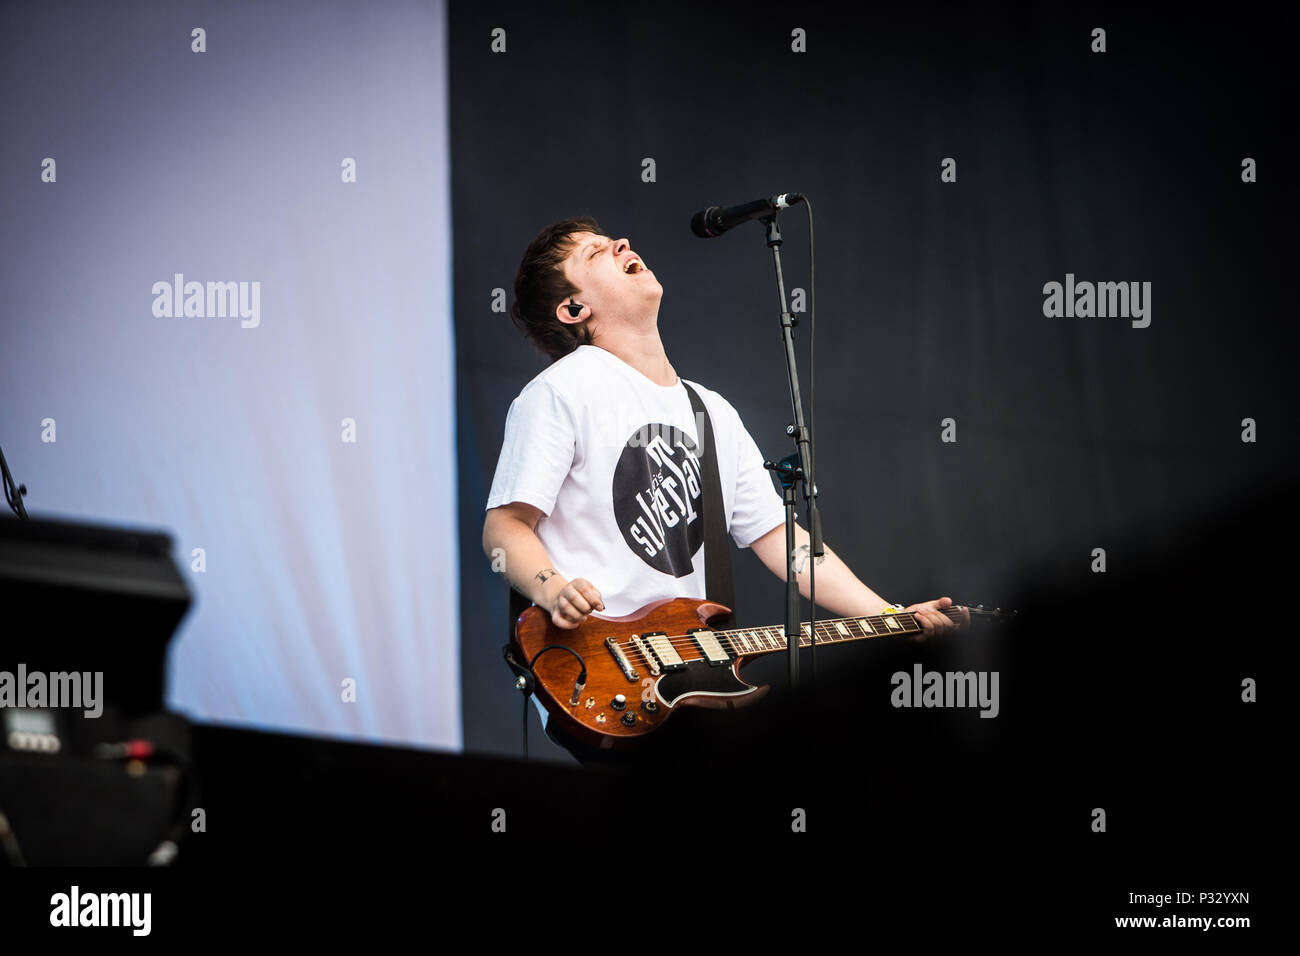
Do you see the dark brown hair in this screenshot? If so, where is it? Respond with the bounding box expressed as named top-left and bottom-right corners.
top-left (510, 216), bottom-right (603, 361)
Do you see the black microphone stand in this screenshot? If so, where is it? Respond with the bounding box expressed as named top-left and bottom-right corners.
top-left (758, 215), bottom-right (822, 689)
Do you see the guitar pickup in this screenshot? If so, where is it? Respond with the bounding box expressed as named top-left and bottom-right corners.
top-left (690, 628), bottom-right (731, 666)
top-left (641, 631), bottom-right (685, 672)
top-left (603, 636), bottom-right (639, 682)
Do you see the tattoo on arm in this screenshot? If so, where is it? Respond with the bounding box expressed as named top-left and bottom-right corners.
top-left (535, 568), bottom-right (557, 585)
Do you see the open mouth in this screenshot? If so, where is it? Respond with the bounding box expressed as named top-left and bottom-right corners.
top-left (622, 256), bottom-right (648, 275)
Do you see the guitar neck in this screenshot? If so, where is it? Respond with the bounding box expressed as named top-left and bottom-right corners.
top-left (714, 608), bottom-right (946, 657)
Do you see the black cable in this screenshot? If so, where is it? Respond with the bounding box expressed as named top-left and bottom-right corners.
top-left (526, 643), bottom-right (586, 675)
top-left (805, 200), bottom-right (817, 683)
top-left (517, 644), bottom-right (587, 762)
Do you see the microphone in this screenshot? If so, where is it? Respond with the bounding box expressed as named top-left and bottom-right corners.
top-left (690, 192), bottom-right (805, 238)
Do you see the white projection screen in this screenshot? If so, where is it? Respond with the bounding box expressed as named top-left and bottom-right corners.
top-left (0, 1), bottom-right (460, 750)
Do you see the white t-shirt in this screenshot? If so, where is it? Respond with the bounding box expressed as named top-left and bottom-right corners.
top-left (486, 344), bottom-right (786, 617)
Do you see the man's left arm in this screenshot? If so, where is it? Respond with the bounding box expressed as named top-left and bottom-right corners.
top-left (748, 522), bottom-right (971, 639)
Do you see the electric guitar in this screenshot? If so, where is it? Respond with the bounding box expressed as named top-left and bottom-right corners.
top-left (509, 597), bottom-right (1014, 750)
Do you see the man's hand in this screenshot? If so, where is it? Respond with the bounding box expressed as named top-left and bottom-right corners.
top-left (904, 596), bottom-right (971, 641)
top-left (544, 577), bottom-right (605, 630)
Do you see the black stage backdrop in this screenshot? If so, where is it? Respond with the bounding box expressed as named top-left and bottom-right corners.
top-left (450, 3), bottom-right (1294, 762)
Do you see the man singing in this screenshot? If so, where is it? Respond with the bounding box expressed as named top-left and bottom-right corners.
top-left (483, 215), bottom-right (970, 763)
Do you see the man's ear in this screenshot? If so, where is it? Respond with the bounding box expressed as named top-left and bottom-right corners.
top-left (555, 297), bottom-right (589, 326)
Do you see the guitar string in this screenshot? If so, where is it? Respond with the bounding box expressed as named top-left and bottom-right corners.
top-left (624, 608), bottom-right (959, 644)
top-left (623, 622), bottom-right (920, 654)
top-left (544, 606), bottom-right (981, 651)
top-left (612, 613), bottom-right (959, 669)
top-left (616, 618), bottom-right (959, 662)
top-left (531, 609), bottom-right (966, 676)
top-left (558, 605), bottom-right (966, 641)
top-left (618, 632), bottom-right (915, 670)
top-left (622, 632), bottom-right (912, 669)
top-left (543, 608), bottom-right (968, 705)
top-left (607, 608), bottom-right (962, 653)
top-left (618, 628), bottom-right (915, 665)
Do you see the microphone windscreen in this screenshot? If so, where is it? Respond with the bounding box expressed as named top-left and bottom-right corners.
top-left (690, 207), bottom-right (718, 238)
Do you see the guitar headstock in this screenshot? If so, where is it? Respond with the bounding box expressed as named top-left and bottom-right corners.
top-left (956, 603), bottom-right (1018, 621)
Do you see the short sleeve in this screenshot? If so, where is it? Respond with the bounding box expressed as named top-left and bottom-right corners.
top-left (726, 409), bottom-right (786, 548)
top-left (485, 380), bottom-right (576, 516)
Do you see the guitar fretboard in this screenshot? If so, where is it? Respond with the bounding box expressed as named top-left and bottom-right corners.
top-left (716, 612), bottom-right (923, 656)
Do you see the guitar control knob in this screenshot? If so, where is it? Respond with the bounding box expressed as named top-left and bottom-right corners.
top-left (621, 712), bottom-right (636, 727)
top-left (610, 694), bottom-right (626, 710)
top-left (641, 700), bottom-right (659, 714)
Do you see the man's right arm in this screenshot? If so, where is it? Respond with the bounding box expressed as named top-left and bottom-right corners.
top-left (482, 501), bottom-right (604, 630)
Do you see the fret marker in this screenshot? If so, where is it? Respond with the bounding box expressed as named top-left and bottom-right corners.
top-left (858, 618), bottom-right (875, 635)
top-left (835, 621), bottom-right (850, 638)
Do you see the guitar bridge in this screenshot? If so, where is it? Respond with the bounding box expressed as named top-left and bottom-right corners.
top-left (604, 636), bottom-right (639, 682)
top-left (630, 635), bottom-right (659, 676)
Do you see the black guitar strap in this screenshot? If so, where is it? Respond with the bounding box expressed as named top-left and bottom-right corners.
top-left (683, 382), bottom-right (735, 616)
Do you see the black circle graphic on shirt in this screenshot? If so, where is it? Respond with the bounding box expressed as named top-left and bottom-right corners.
top-left (612, 422), bottom-right (705, 577)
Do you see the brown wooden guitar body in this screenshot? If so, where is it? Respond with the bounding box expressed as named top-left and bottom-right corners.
top-left (513, 597), bottom-right (770, 750)
top-left (512, 594), bottom-right (991, 750)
